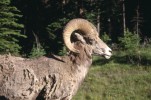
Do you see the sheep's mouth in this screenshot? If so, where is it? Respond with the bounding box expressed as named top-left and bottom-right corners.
top-left (103, 54), bottom-right (112, 59)
top-left (104, 55), bottom-right (111, 59)
top-left (93, 53), bottom-right (111, 59)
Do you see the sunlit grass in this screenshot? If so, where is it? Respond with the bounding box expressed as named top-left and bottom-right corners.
top-left (73, 61), bottom-right (151, 100)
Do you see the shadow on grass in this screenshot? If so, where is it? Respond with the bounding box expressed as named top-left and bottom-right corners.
top-left (92, 57), bottom-right (112, 66)
top-left (92, 55), bottom-right (151, 67)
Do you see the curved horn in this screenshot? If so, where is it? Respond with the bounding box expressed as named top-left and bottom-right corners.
top-left (63, 18), bottom-right (98, 53)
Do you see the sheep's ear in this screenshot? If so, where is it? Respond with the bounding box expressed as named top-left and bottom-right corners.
top-left (74, 32), bottom-right (86, 44)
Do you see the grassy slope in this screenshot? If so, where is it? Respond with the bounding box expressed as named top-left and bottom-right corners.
top-left (72, 61), bottom-right (151, 100)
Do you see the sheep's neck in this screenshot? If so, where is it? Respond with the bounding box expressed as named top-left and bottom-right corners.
top-left (70, 50), bottom-right (92, 81)
top-left (74, 58), bottom-right (92, 79)
top-left (66, 52), bottom-right (92, 96)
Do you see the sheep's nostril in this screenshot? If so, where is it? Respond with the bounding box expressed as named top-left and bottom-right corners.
top-left (109, 50), bottom-right (112, 53)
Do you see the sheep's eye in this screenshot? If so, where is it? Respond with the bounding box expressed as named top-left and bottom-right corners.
top-left (89, 39), bottom-right (94, 44)
top-left (85, 37), bottom-right (94, 44)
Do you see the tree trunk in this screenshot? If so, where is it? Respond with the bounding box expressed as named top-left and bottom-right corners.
top-left (122, 0), bottom-right (126, 33)
top-left (97, 10), bottom-right (100, 34)
top-left (32, 31), bottom-right (40, 49)
top-left (77, 0), bottom-right (84, 17)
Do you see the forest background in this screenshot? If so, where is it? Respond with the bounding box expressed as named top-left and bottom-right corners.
top-left (1, 0), bottom-right (151, 56)
top-left (1, 0), bottom-right (151, 99)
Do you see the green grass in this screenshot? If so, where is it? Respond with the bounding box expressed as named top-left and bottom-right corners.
top-left (72, 61), bottom-right (151, 100)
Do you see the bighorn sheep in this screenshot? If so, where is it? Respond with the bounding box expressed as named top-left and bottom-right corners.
top-left (0, 18), bottom-right (112, 100)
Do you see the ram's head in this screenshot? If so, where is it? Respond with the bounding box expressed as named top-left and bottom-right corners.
top-left (63, 18), bottom-right (112, 59)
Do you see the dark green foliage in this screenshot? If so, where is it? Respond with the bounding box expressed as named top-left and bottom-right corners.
top-left (46, 18), bottom-right (69, 54)
top-left (118, 29), bottom-right (140, 50)
top-left (118, 29), bottom-right (142, 64)
top-left (29, 43), bottom-right (46, 58)
top-left (101, 32), bottom-right (111, 43)
top-left (0, 0), bottom-right (25, 54)
top-left (46, 18), bottom-right (69, 41)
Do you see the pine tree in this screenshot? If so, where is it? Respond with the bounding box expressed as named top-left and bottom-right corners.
top-left (0, 0), bottom-right (25, 54)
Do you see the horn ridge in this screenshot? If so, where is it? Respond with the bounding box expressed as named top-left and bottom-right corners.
top-left (63, 18), bottom-right (98, 53)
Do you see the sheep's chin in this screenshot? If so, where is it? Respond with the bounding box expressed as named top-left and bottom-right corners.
top-left (104, 55), bottom-right (111, 59)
